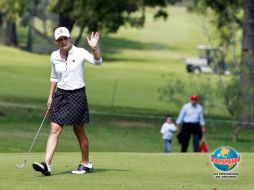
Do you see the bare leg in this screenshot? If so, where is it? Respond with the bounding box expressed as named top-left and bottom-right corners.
top-left (73, 125), bottom-right (89, 164)
top-left (45, 122), bottom-right (63, 165)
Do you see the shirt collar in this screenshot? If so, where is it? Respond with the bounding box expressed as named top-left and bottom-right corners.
top-left (189, 102), bottom-right (198, 107)
top-left (68, 44), bottom-right (75, 54)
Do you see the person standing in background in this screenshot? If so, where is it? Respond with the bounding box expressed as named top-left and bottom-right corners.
top-left (160, 117), bottom-right (177, 153)
top-left (176, 95), bottom-right (205, 152)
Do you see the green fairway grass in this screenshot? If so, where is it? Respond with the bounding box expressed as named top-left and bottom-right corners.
top-left (0, 6), bottom-right (252, 190)
top-left (0, 152), bottom-right (253, 190)
top-left (1, 106), bottom-right (254, 153)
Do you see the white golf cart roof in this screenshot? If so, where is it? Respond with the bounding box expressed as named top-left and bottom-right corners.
top-left (197, 45), bottom-right (221, 51)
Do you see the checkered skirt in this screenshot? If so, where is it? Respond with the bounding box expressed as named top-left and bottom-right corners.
top-left (48, 87), bottom-right (89, 125)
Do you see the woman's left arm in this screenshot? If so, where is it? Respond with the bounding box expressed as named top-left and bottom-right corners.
top-left (87, 32), bottom-right (101, 60)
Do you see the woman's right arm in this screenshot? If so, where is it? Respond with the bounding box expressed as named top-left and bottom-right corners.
top-left (47, 81), bottom-right (57, 110)
top-left (48, 55), bottom-right (58, 110)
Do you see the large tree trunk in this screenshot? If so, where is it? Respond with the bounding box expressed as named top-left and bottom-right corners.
top-left (235, 0), bottom-right (254, 141)
top-left (58, 13), bottom-right (75, 32)
top-left (4, 21), bottom-right (18, 46)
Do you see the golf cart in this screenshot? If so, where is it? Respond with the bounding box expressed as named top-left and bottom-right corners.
top-left (184, 45), bottom-right (228, 74)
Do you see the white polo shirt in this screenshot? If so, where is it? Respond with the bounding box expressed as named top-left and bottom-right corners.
top-left (160, 122), bottom-right (177, 140)
top-left (50, 45), bottom-right (102, 90)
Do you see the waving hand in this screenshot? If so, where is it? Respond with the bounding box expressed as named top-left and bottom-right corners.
top-left (87, 32), bottom-right (100, 50)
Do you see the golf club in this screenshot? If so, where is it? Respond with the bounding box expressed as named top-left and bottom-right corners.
top-left (16, 110), bottom-right (49, 169)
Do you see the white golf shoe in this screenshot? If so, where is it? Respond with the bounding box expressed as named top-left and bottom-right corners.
top-left (71, 162), bottom-right (94, 174)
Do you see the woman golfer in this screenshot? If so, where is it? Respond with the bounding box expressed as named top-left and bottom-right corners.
top-left (32, 27), bottom-right (102, 176)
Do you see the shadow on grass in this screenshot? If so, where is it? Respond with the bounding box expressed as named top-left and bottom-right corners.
top-left (19, 34), bottom-right (175, 63)
top-left (51, 168), bottom-right (129, 176)
top-left (101, 55), bottom-right (154, 63)
top-left (95, 168), bottom-right (129, 173)
top-left (101, 36), bottom-right (170, 51)
top-left (22, 35), bottom-right (173, 54)
top-left (51, 170), bottom-right (73, 176)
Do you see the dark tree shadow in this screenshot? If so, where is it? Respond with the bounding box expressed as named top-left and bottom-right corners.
top-left (101, 36), bottom-right (170, 52)
top-left (98, 36), bottom-right (176, 62)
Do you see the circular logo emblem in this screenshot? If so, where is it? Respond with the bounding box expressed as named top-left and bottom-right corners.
top-left (210, 146), bottom-right (240, 171)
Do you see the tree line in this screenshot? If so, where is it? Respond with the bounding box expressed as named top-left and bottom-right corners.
top-left (0, 0), bottom-right (178, 49)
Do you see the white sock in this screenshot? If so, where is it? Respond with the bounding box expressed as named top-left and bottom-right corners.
top-left (46, 164), bottom-right (51, 172)
top-left (81, 162), bottom-right (92, 168)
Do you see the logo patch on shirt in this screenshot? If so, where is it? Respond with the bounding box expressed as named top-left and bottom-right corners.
top-left (72, 59), bottom-right (75, 62)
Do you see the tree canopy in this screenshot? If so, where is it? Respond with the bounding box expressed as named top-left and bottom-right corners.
top-left (195, 0), bottom-right (254, 141)
top-left (50, 0), bottom-right (179, 44)
top-left (0, 0), bottom-right (180, 47)
top-left (194, 0), bottom-right (243, 47)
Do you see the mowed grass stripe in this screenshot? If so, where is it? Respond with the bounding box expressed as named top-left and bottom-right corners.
top-left (0, 152), bottom-right (253, 190)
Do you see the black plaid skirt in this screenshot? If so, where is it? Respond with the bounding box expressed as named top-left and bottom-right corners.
top-left (48, 87), bottom-right (89, 125)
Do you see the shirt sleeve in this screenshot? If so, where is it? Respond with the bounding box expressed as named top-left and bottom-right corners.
top-left (50, 55), bottom-right (58, 82)
top-left (160, 124), bottom-right (167, 134)
top-left (81, 48), bottom-right (102, 65)
top-left (176, 105), bottom-right (186, 125)
top-left (168, 124), bottom-right (177, 132)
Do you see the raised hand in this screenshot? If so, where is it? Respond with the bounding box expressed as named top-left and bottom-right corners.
top-left (87, 32), bottom-right (100, 50)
